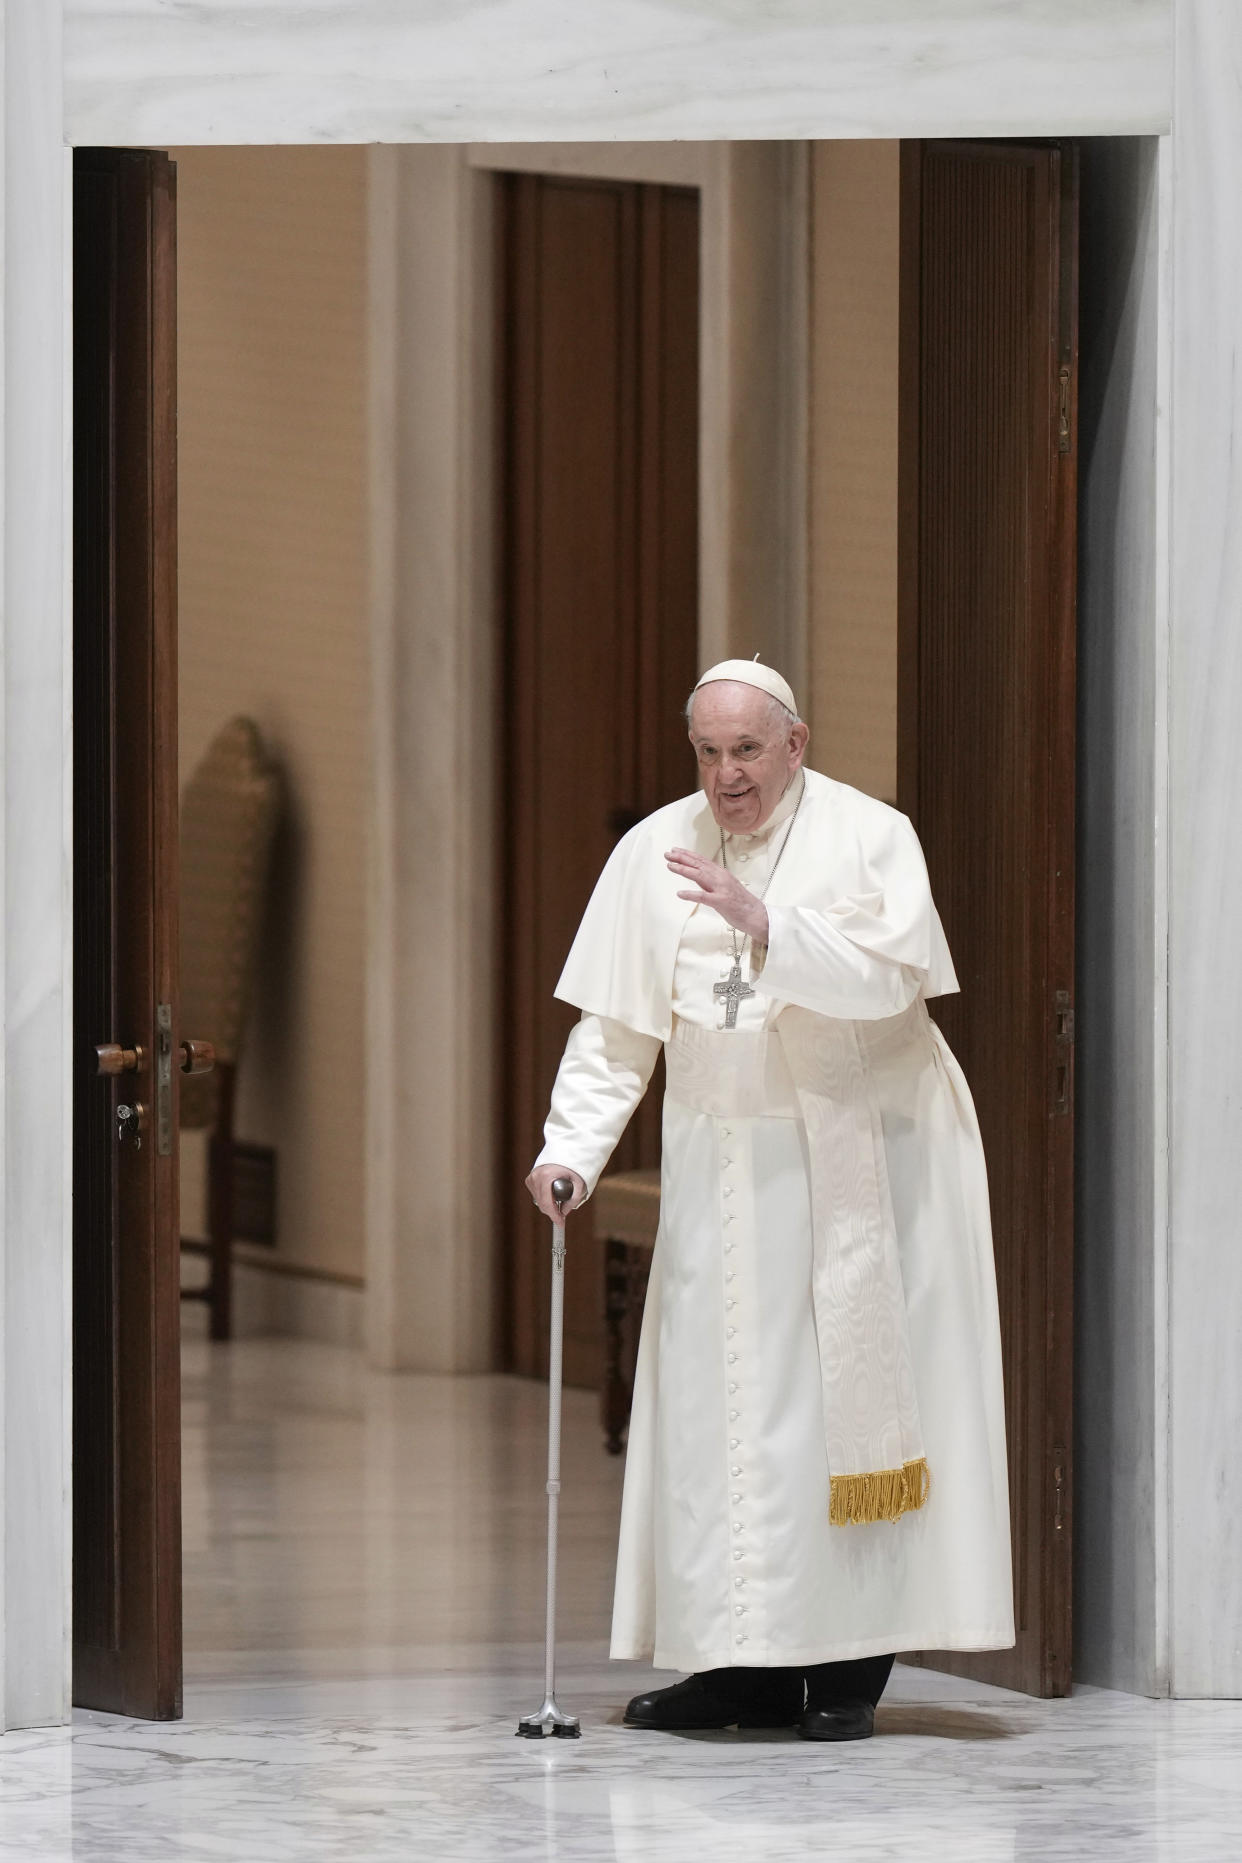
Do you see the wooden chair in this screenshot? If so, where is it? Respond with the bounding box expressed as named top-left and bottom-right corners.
top-left (594, 1168), bottom-right (661, 1453)
top-left (179, 717), bottom-right (282, 1340)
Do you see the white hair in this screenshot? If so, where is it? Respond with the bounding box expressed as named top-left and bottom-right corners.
top-left (684, 684), bottom-right (802, 733)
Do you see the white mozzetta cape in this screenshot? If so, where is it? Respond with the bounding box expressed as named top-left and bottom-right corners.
top-left (543, 767), bottom-right (1015, 1670)
top-left (556, 769), bottom-right (959, 1041)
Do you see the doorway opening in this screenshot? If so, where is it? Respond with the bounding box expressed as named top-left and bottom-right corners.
top-left (70, 131), bottom-right (1160, 1719)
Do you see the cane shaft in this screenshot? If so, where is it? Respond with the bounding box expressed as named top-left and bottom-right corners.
top-left (544, 1219), bottom-right (567, 1698)
top-left (516, 1192), bottom-right (579, 1738)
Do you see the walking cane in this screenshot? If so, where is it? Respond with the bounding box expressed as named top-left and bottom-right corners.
top-left (516, 1175), bottom-right (582, 1739)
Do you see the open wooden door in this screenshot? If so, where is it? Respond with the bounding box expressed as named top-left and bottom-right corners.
top-left (498, 174), bottom-right (700, 1388)
top-left (898, 141), bottom-right (1078, 1697)
top-left (73, 148), bottom-right (185, 1718)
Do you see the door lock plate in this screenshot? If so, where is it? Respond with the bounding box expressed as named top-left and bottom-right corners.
top-left (156, 1003), bottom-right (173, 1156)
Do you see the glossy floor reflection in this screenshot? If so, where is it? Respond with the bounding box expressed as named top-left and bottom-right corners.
top-left (2, 1336), bottom-right (1241, 1861)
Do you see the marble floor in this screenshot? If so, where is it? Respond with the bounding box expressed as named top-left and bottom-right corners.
top-left (1, 1336), bottom-right (1240, 1861)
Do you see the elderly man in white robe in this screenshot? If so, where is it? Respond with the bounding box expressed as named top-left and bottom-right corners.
top-left (526, 660), bottom-right (1013, 1741)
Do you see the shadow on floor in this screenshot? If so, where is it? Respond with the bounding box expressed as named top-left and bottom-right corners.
top-left (606, 1705), bottom-right (1018, 1743)
top-left (876, 1704), bottom-right (1018, 1740)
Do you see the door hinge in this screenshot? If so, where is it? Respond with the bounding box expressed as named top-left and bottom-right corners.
top-left (1057, 365), bottom-right (1072, 453)
top-left (1052, 1447), bottom-right (1067, 1533)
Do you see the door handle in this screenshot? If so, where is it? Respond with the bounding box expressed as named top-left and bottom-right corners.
top-left (98, 1038), bottom-right (215, 1075)
top-left (179, 1040), bottom-right (215, 1076)
top-left (97, 1043), bottom-right (145, 1075)
top-left (99, 1027), bottom-right (215, 1159)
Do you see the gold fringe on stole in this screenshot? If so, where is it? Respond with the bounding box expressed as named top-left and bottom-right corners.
top-left (829, 1458), bottom-right (930, 1527)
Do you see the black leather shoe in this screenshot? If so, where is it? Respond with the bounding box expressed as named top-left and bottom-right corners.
top-left (797, 1697), bottom-right (875, 1741)
top-left (624, 1669), bottom-right (803, 1731)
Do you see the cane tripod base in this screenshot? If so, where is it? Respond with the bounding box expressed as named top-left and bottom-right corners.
top-left (516, 1697), bottom-right (581, 1739)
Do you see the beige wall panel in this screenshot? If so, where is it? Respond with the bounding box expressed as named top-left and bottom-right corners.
top-left (175, 146), bottom-right (368, 1282)
top-left (808, 140), bottom-right (901, 803)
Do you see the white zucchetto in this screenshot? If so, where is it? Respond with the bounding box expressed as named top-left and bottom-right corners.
top-left (693, 658), bottom-right (799, 720)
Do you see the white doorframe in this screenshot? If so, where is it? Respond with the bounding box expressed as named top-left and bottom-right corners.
top-left (2, 0), bottom-right (72, 1732)
top-left (21, 0), bottom-right (1242, 1728)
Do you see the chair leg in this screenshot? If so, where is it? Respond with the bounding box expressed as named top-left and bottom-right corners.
top-left (206, 1067), bottom-right (237, 1341)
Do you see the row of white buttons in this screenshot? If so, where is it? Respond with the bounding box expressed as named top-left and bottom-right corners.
top-left (721, 1124), bottom-right (749, 1647)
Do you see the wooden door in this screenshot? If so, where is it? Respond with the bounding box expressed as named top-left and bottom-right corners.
top-left (73, 149), bottom-right (183, 1718)
top-left (898, 141), bottom-right (1078, 1697)
top-left (498, 174), bottom-right (700, 1387)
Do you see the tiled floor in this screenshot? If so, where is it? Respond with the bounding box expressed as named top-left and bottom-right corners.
top-left (1, 1336), bottom-right (1240, 1861)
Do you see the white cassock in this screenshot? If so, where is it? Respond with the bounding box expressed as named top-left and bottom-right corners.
top-left (535, 766), bottom-right (1014, 1673)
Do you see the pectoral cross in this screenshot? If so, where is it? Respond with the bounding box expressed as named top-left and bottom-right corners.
top-left (713, 959), bottom-right (755, 1030)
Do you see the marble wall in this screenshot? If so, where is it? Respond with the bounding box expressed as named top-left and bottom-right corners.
top-left (1168, 0), bottom-right (1242, 1699)
top-left (1070, 0), bottom-right (1242, 1699)
top-left (62, 0), bottom-right (1172, 145)
top-left (2, 1), bottom-right (72, 1730)
top-left (1075, 135), bottom-right (1169, 1697)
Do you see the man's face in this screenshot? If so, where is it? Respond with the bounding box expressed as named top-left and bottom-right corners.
top-left (688, 682), bottom-right (809, 835)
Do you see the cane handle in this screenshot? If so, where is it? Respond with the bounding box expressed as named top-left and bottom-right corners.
top-left (551, 1175), bottom-right (575, 1215)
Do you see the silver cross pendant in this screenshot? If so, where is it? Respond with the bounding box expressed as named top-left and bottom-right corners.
top-left (713, 959), bottom-right (755, 1030)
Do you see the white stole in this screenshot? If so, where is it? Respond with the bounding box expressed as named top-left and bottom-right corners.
top-left (555, 765), bottom-right (953, 1521)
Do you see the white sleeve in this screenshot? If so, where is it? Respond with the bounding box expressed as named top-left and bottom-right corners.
top-left (533, 1013), bottom-right (662, 1197)
top-left (759, 807), bottom-right (955, 1021)
top-left (760, 904), bottom-right (924, 1022)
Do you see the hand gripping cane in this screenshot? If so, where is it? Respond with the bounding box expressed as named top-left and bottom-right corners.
top-left (516, 1176), bottom-right (582, 1739)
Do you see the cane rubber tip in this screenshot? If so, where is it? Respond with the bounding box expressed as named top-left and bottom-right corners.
top-left (551, 1175), bottom-right (575, 1213)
